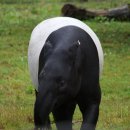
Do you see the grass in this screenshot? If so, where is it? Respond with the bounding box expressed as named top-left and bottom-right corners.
top-left (0, 0), bottom-right (130, 130)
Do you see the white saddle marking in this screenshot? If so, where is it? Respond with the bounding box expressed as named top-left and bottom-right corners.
top-left (28, 17), bottom-right (104, 90)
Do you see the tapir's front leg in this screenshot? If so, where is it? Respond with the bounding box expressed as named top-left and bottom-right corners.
top-left (77, 83), bottom-right (101, 130)
top-left (80, 103), bottom-right (100, 130)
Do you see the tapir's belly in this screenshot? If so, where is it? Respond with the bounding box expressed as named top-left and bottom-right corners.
top-left (28, 17), bottom-right (103, 91)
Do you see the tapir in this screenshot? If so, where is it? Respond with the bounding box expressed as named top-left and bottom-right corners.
top-left (28, 17), bottom-right (103, 130)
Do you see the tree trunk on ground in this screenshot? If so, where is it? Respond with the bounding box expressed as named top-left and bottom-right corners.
top-left (61, 4), bottom-right (130, 21)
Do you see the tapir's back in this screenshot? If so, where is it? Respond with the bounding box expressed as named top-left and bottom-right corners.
top-left (28, 17), bottom-right (103, 91)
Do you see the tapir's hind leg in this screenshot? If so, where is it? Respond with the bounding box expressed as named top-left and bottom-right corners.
top-left (52, 101), bottom-right (76, 130)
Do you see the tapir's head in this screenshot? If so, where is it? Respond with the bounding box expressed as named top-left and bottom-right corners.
top-left (38, 40), bottom-right (82, 105)
top-left (34, 41), bottom-right (82, 129)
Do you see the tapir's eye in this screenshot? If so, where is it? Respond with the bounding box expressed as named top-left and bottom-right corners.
top-left (56, 76), bottom-right (65, 87)
top-left (60, 80), bottom-right (65, 86)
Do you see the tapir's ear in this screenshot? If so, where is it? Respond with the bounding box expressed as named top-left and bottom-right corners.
top-left (44, 41), bottom-right (53, 56)
top-left (69, 40), bottom-right (80, 53)
top-left (45, 41), bottom-right (53, 49)
top-left (68, 40), bottom-right (80, 63)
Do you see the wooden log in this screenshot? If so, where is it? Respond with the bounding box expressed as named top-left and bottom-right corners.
top-left (107, 4), bottom-right (130, 20)
top-left (61, 4), bottom-right (87, 20)
top-left (61, 4), bottom-right (130, 21)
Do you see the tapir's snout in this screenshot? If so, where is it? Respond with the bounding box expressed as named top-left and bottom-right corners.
top-left (34, 75), bottom-right (72, 129)
top-left (34, 84), bottom-right (55, 129)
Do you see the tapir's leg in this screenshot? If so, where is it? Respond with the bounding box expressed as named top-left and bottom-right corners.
top-left (52, 101), bottom-right (76, 130)
top-left (78, 83), bottom-right (101, 130)
top-left (77, 63), bottom-right (101, 130)
top-left (78, 99), bottom-right (100, 130)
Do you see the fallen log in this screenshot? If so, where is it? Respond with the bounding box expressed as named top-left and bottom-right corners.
top-left (61, 4), bottom-right (130, 21)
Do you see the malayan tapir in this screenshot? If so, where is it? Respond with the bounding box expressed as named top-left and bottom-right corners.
top-left (28, 17), bottom-right (103, 130)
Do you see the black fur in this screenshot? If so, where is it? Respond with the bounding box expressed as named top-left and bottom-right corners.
top-left (34, 26), bottom-right (101, 130)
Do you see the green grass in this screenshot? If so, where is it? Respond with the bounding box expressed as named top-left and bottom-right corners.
top-left (0, 0), bottom-right (130, 130)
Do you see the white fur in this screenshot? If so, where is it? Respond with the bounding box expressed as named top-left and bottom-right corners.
top-left (28, 17), bottom-right (104, 90)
